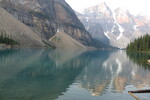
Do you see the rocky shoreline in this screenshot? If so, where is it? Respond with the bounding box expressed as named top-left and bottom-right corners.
top-left (0, 44), bottom-right (11, 49)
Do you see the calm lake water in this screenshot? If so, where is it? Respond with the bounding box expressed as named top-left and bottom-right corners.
top-left (0, 49), bottom-right (150, 100)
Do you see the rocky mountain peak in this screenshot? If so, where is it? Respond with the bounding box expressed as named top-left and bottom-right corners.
top-left (115, 7), bottom-right (131, 23)
top-left (77, 2), bottom-right (150, 48)
top-left (97, 2), bottom-right (108, 11)
top-left (83, 2), bottom-right (112, 19)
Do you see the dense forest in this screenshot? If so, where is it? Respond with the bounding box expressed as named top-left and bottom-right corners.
top-left (126, 34), bottom-right (150, 51)
top-left (0, 31), bottom-right (19, 46)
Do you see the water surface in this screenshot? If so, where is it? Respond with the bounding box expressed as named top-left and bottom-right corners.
top-left (0, 49), bottom-right (150, 100)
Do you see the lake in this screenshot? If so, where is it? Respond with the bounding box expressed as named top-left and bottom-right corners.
top-left (0, 49), bottom-right (150, 100)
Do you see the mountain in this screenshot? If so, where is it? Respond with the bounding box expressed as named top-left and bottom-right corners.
top-left (76, 2), bottom-right (150, 48)
top-left (0, 7), bottom-right (54, 48)
top-left (49, 29), bottom-right (86, 50)
top-left (0, 0), bottom-right (97, 49)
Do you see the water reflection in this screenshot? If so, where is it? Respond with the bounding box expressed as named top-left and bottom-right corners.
top-left (72, 50), bottom-right (150, 98)
top-left (126, 51), bottom-right (150, 70)
top-left (0, 49), bottom-right (150, 100)
top-left (0, 49), bottom-right (91, 100)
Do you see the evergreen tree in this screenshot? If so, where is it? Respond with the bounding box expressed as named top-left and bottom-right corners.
top-left (0, 30), bottom-right (19, 46)
top-left (127, 34), bottom-right (150, 51)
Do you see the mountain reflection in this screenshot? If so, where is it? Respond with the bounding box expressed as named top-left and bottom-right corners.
top-left (75, 50), bottom-right (150, 96)
top-left (0, 49), bottom-right (91, 100)
top-left (0, 49), bottom-right (150, 100)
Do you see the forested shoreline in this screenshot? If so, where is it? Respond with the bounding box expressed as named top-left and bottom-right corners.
top-left (127, 34), bottom-right (150, 51)
top-left (0, 31), bottom-right (19, 46)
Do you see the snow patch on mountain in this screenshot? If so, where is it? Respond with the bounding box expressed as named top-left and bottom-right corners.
top-left (57, 29), bottom-right (60, 33)
top-left (117, 33), bottom-right (123, 40)
top-left (133, 25), bottom-right (138, 30)
top-left (86, 26), bottom-right (89, 30)
top-left (104, 31), bottom-right (110, 39)
top-left (85, 17), bottom-right (89, 22)
top-left (112, 10), bottom-right (124, 40)
top-left (110, 26), bottom-right (115, 33)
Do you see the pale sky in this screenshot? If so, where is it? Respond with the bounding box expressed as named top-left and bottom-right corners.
top-left (65, 0), bottom-right (150, 16)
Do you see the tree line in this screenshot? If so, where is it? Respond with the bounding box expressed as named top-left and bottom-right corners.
top-left (0, 31), bottom-right (19, 45)
top-left (126, 34), bottom-right (150, 51)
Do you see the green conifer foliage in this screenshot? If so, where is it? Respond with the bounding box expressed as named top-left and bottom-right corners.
top-left (127, 34), bottom-right (150, 51)
top-left (0, 31), bottom-right (19, 46)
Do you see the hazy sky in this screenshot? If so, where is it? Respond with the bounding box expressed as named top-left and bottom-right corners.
top-left (65, 0), bottom-right (150, 16)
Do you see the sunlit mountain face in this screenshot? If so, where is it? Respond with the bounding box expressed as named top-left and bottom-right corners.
top-left (76, 2), bottom-right (150, 49)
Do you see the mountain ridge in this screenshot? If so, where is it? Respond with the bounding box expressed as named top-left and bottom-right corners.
top-left (0, 0), bottom-right (102, 49)
top-left (76, 2), bottom-right (150, 48)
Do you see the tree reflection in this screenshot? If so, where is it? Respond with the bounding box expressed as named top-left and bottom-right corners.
top-left (126, 51), bottom-right (150, 70)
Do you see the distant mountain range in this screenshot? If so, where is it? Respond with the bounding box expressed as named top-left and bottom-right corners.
top-left (76, 2), bottom-right (150, 48)
top-left (1, 0), bottom-right (148, 49)
top-left (1, 0), bottom-right (107, 49)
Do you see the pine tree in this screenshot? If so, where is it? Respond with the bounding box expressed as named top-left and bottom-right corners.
top-left (127, 34), bottom-right (150, 51)
top-left (0, 30), bottom-right (19, 46)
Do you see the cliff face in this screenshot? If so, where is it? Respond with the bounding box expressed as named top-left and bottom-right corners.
top-left (0, 0), bottom-right (94, 47)
top-left (0, 7), bottom-right (54, 48)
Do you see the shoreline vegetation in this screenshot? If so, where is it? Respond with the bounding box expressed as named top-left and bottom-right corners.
top-left (126, 34), bottom-right (150, 66)
top-left (126, 34), bottom-right (150, 52)
top-left (0, 31), bottom-right (19, 49)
